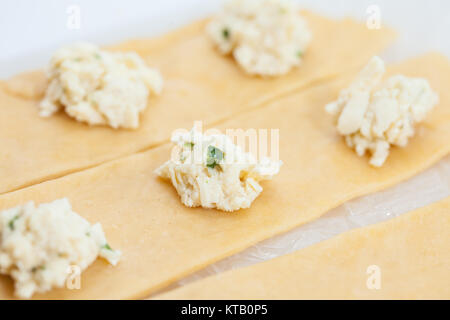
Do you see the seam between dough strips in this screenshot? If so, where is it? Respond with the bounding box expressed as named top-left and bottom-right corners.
top-left (0, 67), bottom-right (358, 196)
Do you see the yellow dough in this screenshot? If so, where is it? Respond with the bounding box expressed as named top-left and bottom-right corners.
top-left (156, 196), bottom-right (450, 300)
top-left (0, 12), bottom-right (395, 195)
top-left (0, 53), bottom-right (449, 299)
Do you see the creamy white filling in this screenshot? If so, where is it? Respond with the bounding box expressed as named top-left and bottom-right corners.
top-left (40, 43), bottom-right (163, 129)
top-left (0, 198), bottom-right (121, 299)
top-left (326, 56), bottom-right (439, 167)
top-left (207, 0), bottom-right (311, 76)
top-left (155, 128), bottom-right (282, 212)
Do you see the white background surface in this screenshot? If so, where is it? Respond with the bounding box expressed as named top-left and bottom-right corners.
top-left (1, 0), bottom-right (450, 77)
top-left (1, 0), bottom-right (449, 297)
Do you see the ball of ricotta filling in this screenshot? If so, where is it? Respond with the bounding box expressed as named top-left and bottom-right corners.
top-left (326, 56), bottom-right (439, 167)
top-left (155, 127), bottom-right (282, 212)
top-left (40, 43), bottom-right (163, 129)
top-left (207, 0), bottom-right (312, 76)
top-left (0, 198), bottom-right (121, 298)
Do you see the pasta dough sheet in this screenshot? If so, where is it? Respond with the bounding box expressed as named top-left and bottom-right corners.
top-left (156, 196), bottom-right (450, 300)
top-left (0, 11), bottom-right (395, 195)
top-left (0, 53), bottom-right (448, 299)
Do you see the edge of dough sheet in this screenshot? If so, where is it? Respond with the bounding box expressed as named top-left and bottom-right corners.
top-left (0, 11), bottom-right (396, 195)
top-left (154, 196), bottom-right (450, 300)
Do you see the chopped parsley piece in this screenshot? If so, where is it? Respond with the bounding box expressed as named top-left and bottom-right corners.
top-left (184, 142), bottom-right (195, 150)
top-left (8, 215), bottom-right (20, 231)
top-left (32, 265), bottom-right (46, 273)
top-left (206, 146), bottom-right (224, 169)
top-left (296, 51), bottom-right (303, 58)
top-left (222, 28), bottom-right (230, 40)
top-left (94, 53), bottom-right (102, 60)
top-left (102, 243), bottom-right (113, 251)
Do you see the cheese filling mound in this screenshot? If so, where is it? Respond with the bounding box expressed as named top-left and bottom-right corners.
top-left (207, 0), bottom-right (312, 76)
top-left (40, 43), bottom-right (163, 129)
top-left (326, 56), bottom-right (439, 167)
top-left (155, 128), bottom-right (282, 212)
top-left (0, 198), bottom-right (121, 299)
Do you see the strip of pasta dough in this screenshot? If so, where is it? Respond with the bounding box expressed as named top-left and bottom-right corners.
top-left (0, 12), bottom-right (395, 195)
top-left (156, 196), bottom-right (450, 299)
top-left (0, 53), bottom-right (449, 299)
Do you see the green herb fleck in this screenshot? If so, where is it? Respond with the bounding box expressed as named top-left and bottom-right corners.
top-left (184, 142), bottom-right (195, 150)
top-left (206, 145), bottom-right (224, 169)
top-left (85, 231), bottom-right (91, 237)
top-left (222, 28), bottom-right (230, 40)
top-left (74, 57), bottom-right (82, 62)
top-left (94, 53), bottom-right (101, 60)
top-left (102, 243), bottom-right (113, 251)
top-left (32, 265), bottom-right (46, 273)
top-left (296, 51), bottom-right (303, 58)
top-left (8, 215), bottom-right (20, 231)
